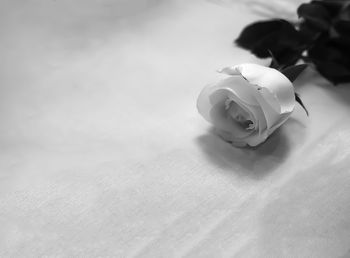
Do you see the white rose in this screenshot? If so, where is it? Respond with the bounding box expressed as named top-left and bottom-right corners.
top-left (197, 63), bottom-right (295, 147)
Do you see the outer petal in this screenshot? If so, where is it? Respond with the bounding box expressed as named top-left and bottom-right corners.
top-left (196, 76), bottom-right (259, 123)
top-left (196, 83), bottom-right (219, 123)
top-left (222, 64), bottom-right (295, 131)
top-left (244, 131), bottom-right (268, 147)
top-left (232, 63), bottom-right (295, 114)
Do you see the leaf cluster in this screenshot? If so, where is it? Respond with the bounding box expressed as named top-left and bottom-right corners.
top-left (235, 0), bottom-right (350, 85)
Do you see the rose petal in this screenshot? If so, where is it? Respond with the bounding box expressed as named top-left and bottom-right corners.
top-left (197, 76), bottom-right (259, 123)
top-left (227, 63), bottom-right (295, 131)
top-left (209, 101), bottom-right (254, 139)
top-left (243, 130), bottom-right (268, 146)
top-left (219, 65), bottom-right (281, 131)
top-left (214, 76), bottom-right (259, 106)
top-left (196, 83), bottom-right (218, 122)
top-left (236, 107), bottom-right (270, 147)
top-left (217, 66), bottom-right (240, 76)
top-left (249, 105), bottom-right (267, 135)
top-left (217, 125), bottom-right (267, 147)
top-left (254, 92), bottom-right (282, 129)
top-left (233, 63), bottom-right (295, 114)
top-left (215, 128), bottom-right (248, 147)
top-left (209, 94), bottom-right (269, 147)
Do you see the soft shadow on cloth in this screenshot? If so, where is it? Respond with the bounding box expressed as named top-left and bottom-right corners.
top-left (196, 119), bottom-right (300, 179)
top-left (257, 143), bottom-right (350, 257)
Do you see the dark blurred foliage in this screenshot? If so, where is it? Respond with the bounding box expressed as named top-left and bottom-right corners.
top-left (235, 0), bottom-right (350, 85)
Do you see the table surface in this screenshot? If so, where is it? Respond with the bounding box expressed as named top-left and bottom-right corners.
top-left (1, 0), bottom-right (350, 257)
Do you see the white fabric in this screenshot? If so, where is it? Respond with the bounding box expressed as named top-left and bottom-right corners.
top-left (1, 0), bottom-right (350, 257)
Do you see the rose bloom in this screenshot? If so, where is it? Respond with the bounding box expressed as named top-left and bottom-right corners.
top-left (197, 63), bottom-right (295, 147)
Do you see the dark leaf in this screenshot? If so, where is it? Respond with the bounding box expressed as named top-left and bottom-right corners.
top-left (308, 38), bottom-right (350, 84)
top-left (235, 19), bottom-right (307, 66)
top-left (338, 3), bottom-right (350, 21)
top-left (268, 50), bottom-right (293, 70)
top-left (268, 50), bottom-right (281, 69)
top-left (295, 93), bottom-right (309, 116)
top-left (281, 64), bottom-right (308, 82)
top-left (333, 19), bottom-right (350, 37)
top-left (235, 19), bottom-right (284, 51)
top-left (297, 3), bottom-right (332, 31)
top-left (311, 0), bottom-right (345, 18)
top-left (311, 59), bottom-right (350, 84)
top-left (298, 20), bottom-right (324, 41)
top-left (309, 38), bottom-right (350, 63)
top-left (272, 47), bottom-right (304, 67)
top-left (326, 36), bottom-right (350, 51)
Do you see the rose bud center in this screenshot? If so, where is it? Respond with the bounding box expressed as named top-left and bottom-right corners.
top-left (225, 100), bottom-right (254, 130)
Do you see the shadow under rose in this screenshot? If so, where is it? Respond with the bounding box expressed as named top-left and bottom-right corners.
top-left (196, 124), bottom-right (292, 179)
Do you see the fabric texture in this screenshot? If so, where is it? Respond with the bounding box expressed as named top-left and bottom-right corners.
top-left (1, 0), bottom-right (350, 257)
